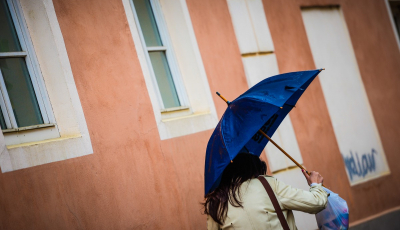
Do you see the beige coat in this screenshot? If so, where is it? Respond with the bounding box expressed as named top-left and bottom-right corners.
top-left (207, 175), bottom-right (328, 230)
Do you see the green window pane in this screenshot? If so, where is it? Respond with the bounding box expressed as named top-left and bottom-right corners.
top-left (0, 58), bottom-right (43, 127)
top-left (149, 51), bottom-right (180, 108)
top-left (390, 2), bottom-right (400, 37)
top-left (0, 0), bottom-right (22, 52)
top-left (133, 0), bottom-right (162, 47)
top-left (0, 110), bottom-right (6, 129)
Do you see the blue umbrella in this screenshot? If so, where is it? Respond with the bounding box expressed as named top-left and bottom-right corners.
top-left (204, 69), bottom-right (323, 196)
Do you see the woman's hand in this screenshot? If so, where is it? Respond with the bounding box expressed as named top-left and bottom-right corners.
top-left (302, 169), bottom-right (324, 186)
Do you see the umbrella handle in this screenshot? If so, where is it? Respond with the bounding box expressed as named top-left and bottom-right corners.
top-left (258, 130), bottom-right (310, 175)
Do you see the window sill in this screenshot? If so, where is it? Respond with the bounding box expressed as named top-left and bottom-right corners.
top-left (2, 123), bottom-right (55, 133)
top-left (158, 111), bottom-right (218, 140)
top-left (161, 111), bottom-right (210, 122)
top-left (1, 133), bottom-right (93, 173)
top-left (160, 106), bottom-right (192, 120)
top-left (3, 124), bottom-right (60, 146)
top-left (6, 134), bottom-right (80, 149)
top-left (160, 106), bottom-right (190, 113)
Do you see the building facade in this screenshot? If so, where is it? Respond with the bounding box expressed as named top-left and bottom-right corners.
top-left (0, 0), bottom-right (399, 229)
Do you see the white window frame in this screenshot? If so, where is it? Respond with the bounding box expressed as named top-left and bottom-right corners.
top-left (123, 0), bottom-right (219, 140)
top-left (0, 0), bottom-right (93, 172)
top-left (130, 0), bottom-right (189, 110)
top-left (0, 0), bottom-right (59, 145)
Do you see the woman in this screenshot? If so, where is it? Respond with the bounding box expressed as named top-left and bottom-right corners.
top-left (203, 153), bottom-right (328, 230)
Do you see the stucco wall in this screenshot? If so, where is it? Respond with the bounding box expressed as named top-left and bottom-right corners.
top-left (263, 0), bottom-right (400, 224)
top-left (0, 0), bottom-right (249, 229)
top-left (0, 0), bottom-right (399, 229)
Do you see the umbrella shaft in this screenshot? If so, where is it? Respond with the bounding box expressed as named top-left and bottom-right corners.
top-left (258, 130), bottom-right (309, 174)
top-left (259, 130), bottom-right (327, 186)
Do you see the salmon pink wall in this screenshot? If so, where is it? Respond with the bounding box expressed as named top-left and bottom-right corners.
top-left (0, 0), bottom-right (399, 229)
top-left (263, 0), bottom-right (400, 223)
top-left (0, 0), bottom-right (250, 229)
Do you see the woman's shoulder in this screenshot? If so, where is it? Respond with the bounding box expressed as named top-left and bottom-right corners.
top-left (248, 175), bottom-right (279, 189)
top-left (253, 175), bottom-right (278, 183)
top-left (249, 175), bottom-right (293, 193)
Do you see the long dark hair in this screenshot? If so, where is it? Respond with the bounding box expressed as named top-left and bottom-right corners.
top-left (203, 153), bottom-right (267, 225)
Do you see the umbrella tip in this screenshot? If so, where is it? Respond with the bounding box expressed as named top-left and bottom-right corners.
top-left (231, 160), bottom-right (233, 163)
top-left (216, 92), bottom-right (230, 105)
top-left (319, 68), bottom-right (325, 71)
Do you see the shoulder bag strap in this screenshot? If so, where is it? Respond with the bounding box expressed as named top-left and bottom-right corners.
top-left (257, 176), bottom-right (290, 230)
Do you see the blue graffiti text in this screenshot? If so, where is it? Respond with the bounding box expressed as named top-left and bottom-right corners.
top-left (342, 149), bottom-right (377, 181)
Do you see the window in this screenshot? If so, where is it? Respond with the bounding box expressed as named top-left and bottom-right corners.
top-left (389, 1), bottom-right (400, 37)
top-left (0, 0), bottom-right (59, 147)
top-left (123, 0), bottom-right (218, 140)
top-left (387, 0), bottom-right (400, 50)
top-left (131, 0), bottom-right (188, 110)
top-left (0, 0), bottom-right (93, 172)
top-left (0, 0), bottom-right (55, 132)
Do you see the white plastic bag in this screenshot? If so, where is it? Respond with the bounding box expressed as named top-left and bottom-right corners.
top-left (316, 187), bottom-right (349, 230)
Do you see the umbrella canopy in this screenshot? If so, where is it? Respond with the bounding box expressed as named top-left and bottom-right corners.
top-left (204, 69), bottom-right (323, 196)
